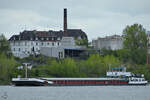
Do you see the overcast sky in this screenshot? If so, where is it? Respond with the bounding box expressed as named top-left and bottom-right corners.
top-left (0, 0), bottom-right (150, 41)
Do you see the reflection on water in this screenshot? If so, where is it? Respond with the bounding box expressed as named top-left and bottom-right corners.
top-left (0, 85), bottom-right (150, 100)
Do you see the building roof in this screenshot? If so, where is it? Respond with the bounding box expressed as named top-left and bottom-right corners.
top-left (97, 35), bottom-right (122, 40)
top-left (9, 29), bottom-right (87, 41)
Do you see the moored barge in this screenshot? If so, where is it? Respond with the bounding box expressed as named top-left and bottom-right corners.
top-left (12, 67), bottom-right (148, 86)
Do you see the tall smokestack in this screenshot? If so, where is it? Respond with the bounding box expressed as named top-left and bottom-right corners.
top-left (64, 8), bottom-right (67, 33)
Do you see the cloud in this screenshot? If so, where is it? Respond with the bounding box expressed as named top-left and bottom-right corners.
top-left (0, 9), bottom-right (62, 38)
top-left (69, 11), bottom-right (150, 40)
top-left (0, 0), bottom-right (150, 41)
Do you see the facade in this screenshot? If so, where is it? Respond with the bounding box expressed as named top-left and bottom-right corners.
top-left (9, 30), bottom-right (87, 58)
top-left (92, 35), bottom-right (123, 50)
top-left (9, 31), bottom-right (61, 58)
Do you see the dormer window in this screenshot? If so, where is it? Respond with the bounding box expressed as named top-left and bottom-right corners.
top-left (47, 38), bottom-right (49, 40)
top-left (36, 37), bottom-right (38, 40)
top-left (52, 37), bottom-right (54, 41)
top-left (57, 37), bottom-right (60, 40)
top-left (41, 38), bottom-right (44, 40)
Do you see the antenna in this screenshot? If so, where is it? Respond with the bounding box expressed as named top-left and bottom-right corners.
top-left (146, 38), bottom-right (149, 66)
top-left (25, 25), bottom-right (27, 30)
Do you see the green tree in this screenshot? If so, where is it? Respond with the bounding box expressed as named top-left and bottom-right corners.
top-left (103, 55), bottom-right (121, 67)
top-left (49, 58), bottom-right (81, 77)
top-left (123, 24), bottom-right (147, 64)
top-left (0, 34), bottom-right (11, 56)
top-left (0, 52), bottom-right (18, 84)
top-left (75, 38), bottom-right (88, 47)
top-left (78, 54), bottom-right (105, 77)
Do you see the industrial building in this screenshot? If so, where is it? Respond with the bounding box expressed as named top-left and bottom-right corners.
top-left (92, 35), bottom-right (123, 50)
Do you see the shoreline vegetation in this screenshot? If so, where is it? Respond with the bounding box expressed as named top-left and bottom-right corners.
top-left (0, 24), bottom-right (150, 85)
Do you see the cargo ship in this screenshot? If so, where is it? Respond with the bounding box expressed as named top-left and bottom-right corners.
top-left (12, 67), bottom-right (148, 86)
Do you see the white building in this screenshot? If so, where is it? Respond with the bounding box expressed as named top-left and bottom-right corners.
top-left (92, 35), bottom-right (123, 50)
top-left (9, 30), bottom-right (87, 58)
top-left (9, 37), bottom-right (61, 58)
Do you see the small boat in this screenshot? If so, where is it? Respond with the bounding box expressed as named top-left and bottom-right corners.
top-left (12, 67), bottom-right (148, 86)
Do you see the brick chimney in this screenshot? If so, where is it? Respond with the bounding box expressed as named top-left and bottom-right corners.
top-left (64, 8), bottom-right (67, 36)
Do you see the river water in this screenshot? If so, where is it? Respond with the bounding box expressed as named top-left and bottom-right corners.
top-left (0, 85), bottom-right (150, 100)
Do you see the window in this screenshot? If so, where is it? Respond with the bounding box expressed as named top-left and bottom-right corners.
top-left (18, 48), bottom-right (20, 52)
top-left (59, 52), bottom-right (63, 58)
top-left (41, 42), bottom-right (44, 46)
top-left (36, 42), bottom-right (38, 46)
top-left (47, 42), bottom-right (49, 45)
top-left (52, 42), bottom-right (54, 46)
top-left (25, 42), bottom-right (27, 46)
top-left (13, 42), bottom-right (15, 46)
top-left (36, 37), bottom-right (38, 40)
top-left (31, 42), bottom-right (33, 46)
top-left (52, 37), bottom-right (54, 40)
top-left (14, 48), bottom-right (15, 51)
top-left (57, 37), bottom-right (60, 40)
top-left (36, 48), bottom-right (38, 51)
top-left (57, 42), bottom-right (59, 46)
top-left (18, 42), bottom-right (20, 46)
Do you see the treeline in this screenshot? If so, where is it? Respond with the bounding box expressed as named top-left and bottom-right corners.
top-left (24, 54), bottom-right (121, 78)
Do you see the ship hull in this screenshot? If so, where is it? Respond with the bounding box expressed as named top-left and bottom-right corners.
top-left (12, 78), bottom-right (147, 86)
top-left (12, 81), bottom-right (45, 86)
top-left (12, 78), bottom-right (52, 86)
top-left (45, 79), bottom-right (128, 86)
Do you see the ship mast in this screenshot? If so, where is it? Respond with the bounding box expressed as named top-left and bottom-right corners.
top-left (146, 37), bottom-right (149, 66)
